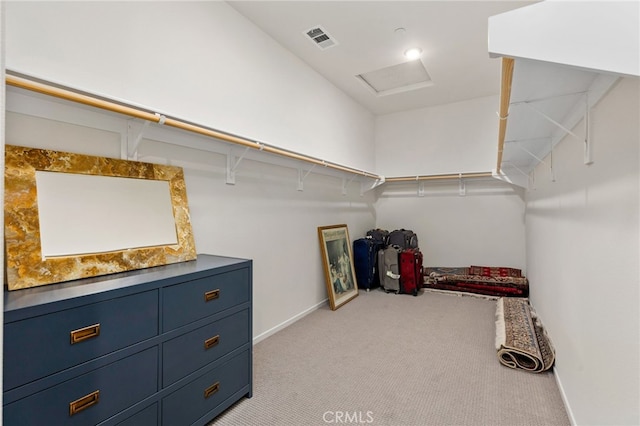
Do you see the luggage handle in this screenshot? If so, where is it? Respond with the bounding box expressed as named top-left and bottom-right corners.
top-left (386, 271), bottom-right (400, 280)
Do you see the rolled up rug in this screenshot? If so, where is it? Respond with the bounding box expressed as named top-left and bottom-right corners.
top-left (495, 297), bottom-right (555, 373)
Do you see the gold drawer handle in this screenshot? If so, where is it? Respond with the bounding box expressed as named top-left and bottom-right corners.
top-left (204, 335), bottom-right (220, 350)
top-left (204, 289), bottom-right (220, 302)
top-left (204, 382), bottom-right (220, 399)
top-left (70, 323), bottom-right (101, 345)
top-left (69, 390), bottom-right (100, 416)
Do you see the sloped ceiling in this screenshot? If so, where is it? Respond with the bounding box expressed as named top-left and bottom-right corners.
top-left (228, 1), bottom-right (537, 116)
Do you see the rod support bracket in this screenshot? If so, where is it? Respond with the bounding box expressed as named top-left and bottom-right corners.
top-left (126, 119), bottom-right (152, 160)
top-left (362, 176), bottom-right (386, 194)
top-left (226, 152), bottom-right (236, 185)
top-left (523, 100), bottom-right (592, 167)
top-left (226, 147), bottom-right (251, 185)
top-left (583, 94), bottom-right (593, 165)
top-left (297, 165), bottom-right (317, 191)
top-left (155, 113), bottom-right (166, 125)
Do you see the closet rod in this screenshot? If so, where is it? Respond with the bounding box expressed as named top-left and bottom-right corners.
top-left (385, 171), bottom-right (493, 183)
top-left (496, 57), bottom-right (515, 174)
top-left (5, 74), bottom-right (381, 180)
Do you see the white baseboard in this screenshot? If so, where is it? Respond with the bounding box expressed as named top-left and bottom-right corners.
top-left (252, 298), bottom-right (328, 345)
top-left (553, 365), bottom-right (576, 426)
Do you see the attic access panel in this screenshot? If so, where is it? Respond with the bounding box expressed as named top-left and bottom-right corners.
top-left (357, 60), bottom-right (433, 96)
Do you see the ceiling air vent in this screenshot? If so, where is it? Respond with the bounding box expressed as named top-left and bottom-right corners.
top-left (304, 25), bottom-right (338, 50)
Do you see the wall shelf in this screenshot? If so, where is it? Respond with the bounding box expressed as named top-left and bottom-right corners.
top-left (496, 58), bottom-right (619, 188)
top-left (5, 72), bottom-right (517, 195)
top-left (5, 72), bottom-right (383, 192)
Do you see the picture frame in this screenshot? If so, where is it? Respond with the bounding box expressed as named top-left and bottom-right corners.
top-left (4, 145), bottom-right (197, 290)
top-left (318, 224), bottom-right (358, 310)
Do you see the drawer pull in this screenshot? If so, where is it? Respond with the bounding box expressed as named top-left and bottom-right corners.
top-left (70, 323), bottom-right (101, 344)
top-left (204, 382), bottom-right (220, 399)
top-left (69, 390), bottom-right (100, 416)
top-left (204, 289), bottom-right (220, 302)
top-left (204, 334), bottom-right (220, 350)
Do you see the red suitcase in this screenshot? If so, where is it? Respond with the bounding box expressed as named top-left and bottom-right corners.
top-left (399, 248), bottom-right (423, 296)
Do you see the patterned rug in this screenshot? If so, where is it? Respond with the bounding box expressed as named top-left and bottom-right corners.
top-left (495, 298), bottom-right (555, 373)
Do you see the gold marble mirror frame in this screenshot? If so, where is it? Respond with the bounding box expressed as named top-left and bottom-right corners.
top-left (4, 145), bottom-right (197, 290)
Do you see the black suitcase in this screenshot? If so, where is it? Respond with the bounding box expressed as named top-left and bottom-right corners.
top-left (388, 229), bottom-right (418, 249)
top-left (366, 228), bottom-right (389, 246)
top-left (353, 237), bottom-right (384, 291)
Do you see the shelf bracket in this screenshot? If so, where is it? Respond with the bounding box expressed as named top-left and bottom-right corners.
top-left (126, 120), bottom-right (150, 160)
top-left (125, 113), bottom-right (166, 160)
top-left (503, 163), bottom-right (534, 188)
top-left (523, 100), bottom-right (591, 166)
top-left (516, 142), bottom-right (549, 167)
top-left (342, 175), bottom-right (358, 196)
top-left (549, 138), bottom-right (556, 182)
top-left (361, 176), bottom-right (386, 195)
top-left (297, 164), bottom-right (316, 191)
top-left (584, 93), bottom-right (592, 165)
top-left (418, 181), bottom-right (425, 197)
top-left (458, 174), bottom-right (466, 196)
top-left (226, 146), bottom-right (251, 185)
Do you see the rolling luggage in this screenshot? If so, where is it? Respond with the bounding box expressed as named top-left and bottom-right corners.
top-left (399, 248), bottom-right (423, 296)
top-left (378, 245), bottom-right (402, 293)
top-left (353, 237), bottom-right (384, 291)
top-left (366, 228), bottom-right (389, 246)
top-left (388, 229), bottom-right (418, 249)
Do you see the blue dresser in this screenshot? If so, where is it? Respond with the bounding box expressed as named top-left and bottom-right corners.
top-left (3, 254), bottom-right (252, 425)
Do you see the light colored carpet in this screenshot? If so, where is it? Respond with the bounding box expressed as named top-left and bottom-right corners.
top-left (211, 289), bottom-right (570, 426)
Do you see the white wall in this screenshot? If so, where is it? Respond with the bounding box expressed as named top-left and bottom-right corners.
top-left (5, 1), bottom-right (375, 171)
top-left (373, 93), bottom-right (524, 270)
top-left (139, 141), bottom-right (376, 341)
top-left (375, 179), bottom-right (526, 270)
top-left (489, 1), bottom-right (640, 76)
top-left (4, 106), bottom-right (376, 341)
top-left (3, 0), bottom-right (379, 342)
top-left (525, 77), bottom-right (639, 425)
top-left (375, 95), bottom-right (499, 176)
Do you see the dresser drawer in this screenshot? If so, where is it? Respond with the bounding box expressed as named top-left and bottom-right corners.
top-left (162, 268), bottom-right (249, 331)
top-left (162, 350), bottom-right (250, 426)
top-left (4, 347), bottom-right (158, 426)
top-left (4, 290), bottom-right (158, 391)
top-left (114, 403), bottom-right (157, 426)
top-left (163, 309), bottom-right (250, 387)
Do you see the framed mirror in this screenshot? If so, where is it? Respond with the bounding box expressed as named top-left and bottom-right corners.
top-left (4, 145), bottom-right (197, 290)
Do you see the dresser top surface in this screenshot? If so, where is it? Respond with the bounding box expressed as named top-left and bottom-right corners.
top-left (4, 254), bottom-right (251, 315)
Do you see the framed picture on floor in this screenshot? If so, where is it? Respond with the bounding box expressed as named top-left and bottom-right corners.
top-left (318, 224), bottom-right (358, 310)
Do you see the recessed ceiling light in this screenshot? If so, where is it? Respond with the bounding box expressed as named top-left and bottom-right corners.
top-left (404, 47), bottom-right (422, 60)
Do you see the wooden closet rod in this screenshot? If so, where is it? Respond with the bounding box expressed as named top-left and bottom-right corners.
top-left (5, 74), bottom-right (381, 180)
top-left (496, 57), bottom-right (515, 174)
top-left (385, 171), bottom-right (493, 183)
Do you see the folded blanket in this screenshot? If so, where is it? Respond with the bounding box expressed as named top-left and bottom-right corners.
top-left (469, 265), bottom-right (522, 278)
top-left (425, 273), bottom-right (529, 297)
top-left (495, 298), bottom-right (555, 373)
top-left (423, 266), bottom-right (470, 276)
